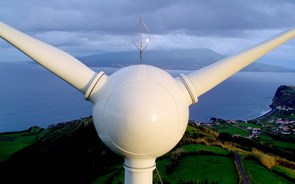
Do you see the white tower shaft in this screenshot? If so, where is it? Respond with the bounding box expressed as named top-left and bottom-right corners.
top-left (124, 159), bottom-right (156, 184)
top-left (124, 167), bottom-right (154, 184)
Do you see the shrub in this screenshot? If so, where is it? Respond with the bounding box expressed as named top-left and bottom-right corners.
top-left (251, 149), bottom-right (276, 169)
top-left (166, 148), bottom-right (184, 174)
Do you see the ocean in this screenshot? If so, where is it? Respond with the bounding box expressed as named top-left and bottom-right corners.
top-left (1, 62), bottom-right (295, 132)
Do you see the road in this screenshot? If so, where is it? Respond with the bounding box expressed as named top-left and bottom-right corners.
top-left (234, 153), bottom-right (251, 184)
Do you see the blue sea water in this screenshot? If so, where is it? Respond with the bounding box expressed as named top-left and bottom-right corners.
top-left (1, 62), bottom-right (295, 132)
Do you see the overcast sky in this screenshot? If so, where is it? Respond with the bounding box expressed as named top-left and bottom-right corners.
top-left (1, 0), bottom-right (295, 67)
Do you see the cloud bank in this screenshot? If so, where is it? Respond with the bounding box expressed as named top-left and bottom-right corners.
top-left (1, 0), bottom-right (295, 65)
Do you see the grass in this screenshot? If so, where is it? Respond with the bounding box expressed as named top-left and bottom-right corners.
top-left (2, 119), bottom-right (295, 184)
top-left (182, 144), bottom-right (229, 155)
top-left (93, 154), bottom-right (238, 184)
top-left (186, 125), bottom-right (198, 134)
top-left (259, 134), bottom-right (273, 142)
top-left (154, 158), bottom-right (169, 183)
top-left (186, 125), bottom-right (215, 137)
top-left (236, 122), bottom-right (262, 129)
top-left (156, 155), bottom-right (238, 184)
top-left (273, 165), bottom-right (295, 180)
top-left (271, 141), bottom-right (295, 150)
top-left (243, 159), bottom-right (293, 184)
top-left (213, 124), bottom-right (249, 136)
top-left (259, 134), bottom-right (295, 150)
top-left (0, 127), bottom-right (47, 161)
top-left (111, 171), bottom-right (124, 184)
top-left (91, 164), bottom-right (124, 184)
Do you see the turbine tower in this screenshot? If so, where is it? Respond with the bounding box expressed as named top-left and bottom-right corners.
top-left (1, 21), bottom-right (295, 184)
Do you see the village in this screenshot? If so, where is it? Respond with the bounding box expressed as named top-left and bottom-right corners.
top-left (191, 104), bottom-right (295, 141)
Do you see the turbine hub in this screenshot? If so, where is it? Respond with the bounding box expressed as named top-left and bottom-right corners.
top-left (92, 65), bottom-right (189, 159)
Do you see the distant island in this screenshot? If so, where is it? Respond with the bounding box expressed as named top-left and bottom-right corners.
top-left (0, 85), bottom-right (294, 184)
top-left (77, 49), bottom-right (295, 73)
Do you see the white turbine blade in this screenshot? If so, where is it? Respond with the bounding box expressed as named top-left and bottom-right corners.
top-left (181, 28), bottom-right (295, 103)
top-left (0, 22), bottom-right (97, 94)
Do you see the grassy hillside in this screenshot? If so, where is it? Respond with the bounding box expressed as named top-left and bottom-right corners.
top-left (0, 118), bottom-right (294, 184)
top-left (0, 126), bottom-right (47, 161)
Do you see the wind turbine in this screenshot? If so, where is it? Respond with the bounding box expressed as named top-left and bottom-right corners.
top-left (1, 21), bottom-right (295, 184)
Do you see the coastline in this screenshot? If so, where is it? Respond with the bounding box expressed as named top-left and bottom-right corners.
top-left (249, 107), bottom-right (274, 120)
top-left (249, 107), bottom-right (278, 121)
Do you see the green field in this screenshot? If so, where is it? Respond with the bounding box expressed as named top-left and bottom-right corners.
top-left (259, 134), bottom-right (274, 142)
top-left (243, 159), bottom-right (293, 184)
top-left (235, 122), bottom-right (262, 129)
top-left (213, 124), bottom-right (249, 136)
top-left (0, 127), bottom-right (46, 161)
top-left (273, 165), bottom-right (295, 180)
top-left (1, 122), bottom-right (295, 183)
top-left (92, 150), bottom-right (236, 184)
top-left (186, 125), bottom-right (216, 138)
top-left (182, 144), bottom-right (228, 155)
top-left (272, 141), bottom-right (295, 150)
top-left (155, 155), bottom-right (238, 184)
top-left (259, 134), bottom-right (295, 150)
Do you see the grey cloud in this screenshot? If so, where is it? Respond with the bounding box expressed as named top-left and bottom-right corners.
top-left (145, 0), bottom-right (295, 36)
top-left (2, 0), bottom-right (295, 35)
top-left (1, 0), bottom-right (295, 61)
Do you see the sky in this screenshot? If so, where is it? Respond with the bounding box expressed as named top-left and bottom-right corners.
top-left (1, 0), bottom-right (295, 68)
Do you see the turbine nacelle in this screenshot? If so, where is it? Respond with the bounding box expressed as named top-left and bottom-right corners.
top-left (90, 65), bottom-right (189, 161)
